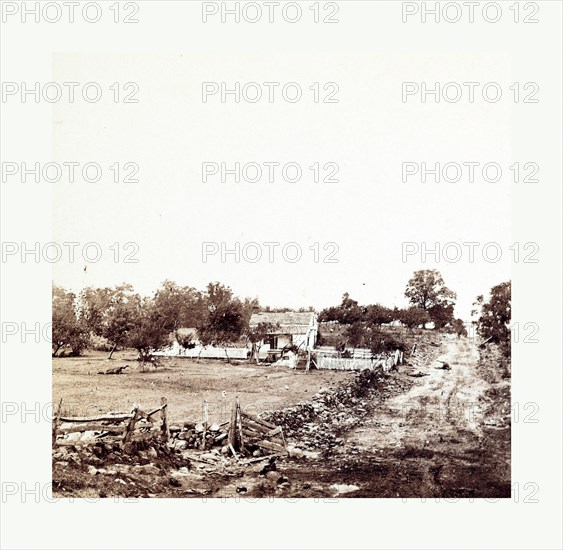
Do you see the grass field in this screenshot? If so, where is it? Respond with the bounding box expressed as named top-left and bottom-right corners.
top-left (52, 350), bottom-right (353, 425)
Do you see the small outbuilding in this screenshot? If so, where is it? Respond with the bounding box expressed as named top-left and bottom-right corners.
top-left (249, 311), bottom-right (318, 361)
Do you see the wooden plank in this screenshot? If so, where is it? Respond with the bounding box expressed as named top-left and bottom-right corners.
top-left (124, 406), bottom-right (140, 443)
top-left (200, 400), bottom-right (208, 450)
top-left (55, 440), bottom-right (86, 447)
top-left (228, 400), bottom-right (237, 449)
top-left (240, 454), bottom-right (279, 465)
top-left (229, 443), bottom-right (238, 459)
top-left (255, 440), bottom-right (287, 453)
top-left (52, 398), bottom-right (62, 447)
top-left (241, 418), bottom-right (271, 435)
top-left (160, 397), bottom-right (169, 442)
top-left (59, 413), bottom-right (133, 423)
top-left (242, 428), bottom-right (262, 440)
top-left (56, 435), bottom-right (122, 446)
top-left (279, 427), bottom-right (287, 449)
top-left (57, 423), bottom-right (127, 434)
top-left (265, 426), bottom-right (282, 438)
top-left (236, 399), bottom-right (244, 454)
top-left (240, 411), bottom-right (276, 430)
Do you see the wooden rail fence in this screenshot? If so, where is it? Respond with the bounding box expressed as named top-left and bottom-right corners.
top-left (52, 397), bottom-right (169, 447)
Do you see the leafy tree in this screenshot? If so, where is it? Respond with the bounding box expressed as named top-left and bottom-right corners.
top-left (344, 322), bottom-right (366, 351)
top-left (52, 286), bottom-right (88, 356)
top-left (405, 269), bottom-right (456, 328)
top-left (318, 292), bottom-right (363, 324)
top-left (397, 307), bottom-right (429, 330)
top-left (196, 282), bottom-right (245, 361)
top-left (365, 326), bottom-right (406, 356)
top-left (474, 281), bottom-right (511, 357)
top-left (428, 303), bottom-right (455, 329)
top-left (126, 298), bottom-right (170, 365)
top-left (153, 280), bottom-right (205, 332)
top-left (365, 304), bottom-right (394, 326)
top-left (102, 284), bottom-right (140, 359)
top-left (79, 286), bottom-right (113, 336)
top-left (450, 318), bottom-right (468, 338)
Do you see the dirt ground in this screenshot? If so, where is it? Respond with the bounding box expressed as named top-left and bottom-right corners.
top-left (52, 335), bottom-right (510, 499)
top-left (52, 351), bottom-right (353, 423)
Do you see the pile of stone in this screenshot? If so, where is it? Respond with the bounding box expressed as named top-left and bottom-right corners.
top-left (168, 408), bottom-right (287, 458)
top-left (263, 368), bottom-right (413, 452)
top-left (169, 421), bottom-right (229, 453)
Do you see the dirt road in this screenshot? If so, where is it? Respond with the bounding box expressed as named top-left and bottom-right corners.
top-left (279, 337), bottom-right (511, 498)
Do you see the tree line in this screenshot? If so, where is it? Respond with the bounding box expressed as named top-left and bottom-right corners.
top-left (319, 269), bottom-right (463, 329)
top-left (318, 270), bottom-right (511, 358)
top-left (52, 281), bottom-right (258, 360)
top-left (52, 270), bottom-right (511, 361)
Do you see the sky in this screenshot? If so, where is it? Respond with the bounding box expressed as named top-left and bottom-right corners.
top-left (52, 51), bottom-right (512, 320)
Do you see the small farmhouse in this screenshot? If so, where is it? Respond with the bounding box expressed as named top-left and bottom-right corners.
top-left (249, 311), bottom-right (318, 361)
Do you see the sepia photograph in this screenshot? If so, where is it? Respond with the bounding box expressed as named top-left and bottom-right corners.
top-left (1, 1), bottom-right (561, 549)
top-left (48, 51), bottom-right (514, 500)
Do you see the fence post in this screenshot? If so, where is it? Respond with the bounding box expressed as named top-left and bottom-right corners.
top-left (228, 399), bottom-right (237, 452)
top-left (52, 398), bottom-right (62, 447)
top-left (236, 398), bottom-right (244, 453)
top-left (160, 397), bottom-right (168, 442)
top-left (124, 406), bottom-right (140, 443)
top-left (200, 399), bottom-right (208, 450)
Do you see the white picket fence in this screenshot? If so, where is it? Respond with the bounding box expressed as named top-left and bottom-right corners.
top-left (154, 346), bottom-right (249, 360)
top-left (317, 356), bottom-right (375, 371)
top-left (315, 349), bottom-right (403, 372)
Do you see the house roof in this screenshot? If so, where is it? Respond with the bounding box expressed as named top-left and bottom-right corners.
top-left (249, 312), bottom-right (316, 335)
